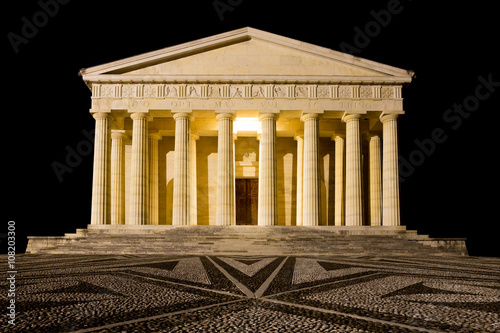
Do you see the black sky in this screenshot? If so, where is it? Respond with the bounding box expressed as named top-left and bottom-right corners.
top-left (4, 0), bottom-right (499, 256)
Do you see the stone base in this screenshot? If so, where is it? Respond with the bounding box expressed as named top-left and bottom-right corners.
top-left (26, 225), bottom-right (468, 256)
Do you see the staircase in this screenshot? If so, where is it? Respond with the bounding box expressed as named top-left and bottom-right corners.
top-left (26, 225), bottom-right (468, 256)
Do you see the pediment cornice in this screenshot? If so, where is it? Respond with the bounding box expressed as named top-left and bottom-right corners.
top-left (80, 27), bottom-right (414, 87)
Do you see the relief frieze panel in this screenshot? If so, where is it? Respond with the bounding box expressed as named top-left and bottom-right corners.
top-left (91, 83), bottom-right (401, 103)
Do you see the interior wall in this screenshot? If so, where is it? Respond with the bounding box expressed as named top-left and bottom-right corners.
top-left (196, 136), bottom-right (218, 225)
top-left (319, 137), bottom-right (336, 226)
top-left (158, 137), bottom-right (174, 225)
top-left (277, 137), bottom-right (297, 225)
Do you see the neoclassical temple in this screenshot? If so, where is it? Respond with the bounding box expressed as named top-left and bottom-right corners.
top-left (80, 27), bottom-right (414, 228)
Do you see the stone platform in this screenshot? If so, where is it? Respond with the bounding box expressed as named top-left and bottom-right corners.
top-left (26, 225), bottom-right (467, 256)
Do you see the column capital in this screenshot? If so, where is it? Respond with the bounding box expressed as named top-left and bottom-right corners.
top-left (380, 113), bottom-right (399, 123)
top-left (331, 131), bottom-right (346, 141)
top-left (111, 129), bottom-right (130, 141)
top-left (148, 131), bottom-right (162, 141)
top-left (342, 113), bottom-right (362, 123)
top-left (191, 132), bottom-right (200, 141)
top-left (92, 112), bottom-right (113, 121)
top-left (258, 113), bottom-right (279, 121)
top-left (300, 113), bottom-right (321, 122)
top-left (365, 133), bottom-right (382, 142)
top-left (215, 113), bottom-right (236, 121)
top-left (294, 131), bottom-right (304, 141)
top-left (130, 112), bottom-right (153, 121)
top-left (172, 112), bottom-right (193, 121)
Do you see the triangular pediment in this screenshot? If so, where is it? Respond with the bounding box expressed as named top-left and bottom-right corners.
top-left (80, 27), bottom-right (413, 84)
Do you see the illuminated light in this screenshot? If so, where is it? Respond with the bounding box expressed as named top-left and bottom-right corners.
top-left (233, 117), bottom-right (261, 133)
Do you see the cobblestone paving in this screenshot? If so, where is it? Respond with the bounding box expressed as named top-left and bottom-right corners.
top-left (1, 254), bottom-right (499, 332)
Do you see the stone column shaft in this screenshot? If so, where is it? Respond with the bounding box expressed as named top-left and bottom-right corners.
top-left (344, 114), bottom-right (363, 226)
top-left (111, 130), bottom-right (128, 225)
top-left (301, 113), bottom-right (321, 226)
top-left (333, 135), bottom-right (345, 226)
top-left (369, 135), bottom-right (382, 226)
top-left (258, 113), bottom-right (278, 226)
top-left (190, 133), bottom-right (199, 225)
top-left (233, 134), bottom-right (237, 224)
top-left (381, 114), bottom-right (400, 226)
top-left (129, 112), bottom-right (152, 225)
top-left (295, 133), bottom-right (304, 226)
top-left (172, 113), bottom-right (191, 225)
top-left (216, 113), bottom-right (235, 225)
top-left (91, 112), bottom-right (112, 225)
top-left (149, 132), bottom-right (162, 225)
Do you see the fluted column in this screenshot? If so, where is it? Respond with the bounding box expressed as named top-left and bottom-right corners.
top-left (111, 130), bottom-right (128, 225)
top-left (369, 135), bottom-right (382, 226)
top-left (294, 132), bottom-right (304, 226)
top-left (129, 112), bottom-right (152, 225)
top-left (381, 114), bottom-right (400, 226)
top-left (233, 133), bottom-right (237, 225)
top-left (343, 114), bottom-right (363, 226)
top-left (172, 113), bottom-right (192, 225)
top-left (333, 134), bottom-right (345, 226)
top-left (216, 113), bottom-right (235, 225)
top-left (90, 112), bottom-right (112, 225)
top-left (301, 113), bottom-right (321, 226)
top-left (149, 132), bottom-right (162, 225)
top-left (258, 113), bottom-right (278, 226)
top-left (190, 132), bottom-right (199, 225)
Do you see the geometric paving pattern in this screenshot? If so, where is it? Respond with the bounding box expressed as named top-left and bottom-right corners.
top-left (1, 254), bottom-right (499, 332)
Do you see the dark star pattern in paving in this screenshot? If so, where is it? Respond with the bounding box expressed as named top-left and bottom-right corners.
top-left (1, 254), bottom-right (499, 332)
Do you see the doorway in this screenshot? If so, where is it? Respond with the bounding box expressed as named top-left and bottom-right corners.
top-left (236, 179), bottom-right (258, 225)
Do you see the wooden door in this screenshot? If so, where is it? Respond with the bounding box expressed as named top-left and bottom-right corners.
top-left (236, 179), bottom-right (258, 225)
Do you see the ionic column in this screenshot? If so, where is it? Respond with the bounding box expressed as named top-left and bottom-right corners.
top-left (369, 135), bottom-right (382, 226)
top-left (190, 132), bottom-right (199, 225)
top-left (301, 113), bottom-right (321, 226)
top-left (172, 113), bottom-right (192, 225)
top-left (149, 132), bottom-right (162, 225)
top-left (333, 134), bottom-right (345, 226)
top-left (343, 114), bottom-right (363, 226)
top-left (381, 114), bottom-right (400, 226)
top-left (90, 112), bottom-right (112, 225)
top-left (258, 113), bottom-right (278, 226)
top-left (216, 113), bottom-right (235, 225)
top-left (111, 130), bottom-right (128, 225)
top-left (294, 132), bottom-right (304, 226)
top-left (129, 112), bottom-right (152, 225)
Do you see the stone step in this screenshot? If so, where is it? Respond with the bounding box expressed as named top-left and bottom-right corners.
top-left (27, 225), bottom-right (468, 256)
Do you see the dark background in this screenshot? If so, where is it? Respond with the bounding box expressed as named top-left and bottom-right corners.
top-left (4, 0), bottom-right (499, 256)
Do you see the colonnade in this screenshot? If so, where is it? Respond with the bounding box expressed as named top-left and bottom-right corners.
top-left (90, 111), bottom-right (401, 227)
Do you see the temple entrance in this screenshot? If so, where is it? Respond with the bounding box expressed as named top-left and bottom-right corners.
top-left (235, 179), bottom-right (258, 225)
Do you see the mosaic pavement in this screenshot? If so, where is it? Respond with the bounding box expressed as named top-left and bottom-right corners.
top-left (1, 254), bottom-right (499, 332)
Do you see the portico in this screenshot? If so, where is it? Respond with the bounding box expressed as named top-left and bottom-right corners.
top-left (81, 27), bottom-right (413, 228)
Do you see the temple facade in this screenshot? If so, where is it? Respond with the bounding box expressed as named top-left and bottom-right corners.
top-left (80, 27), bottom-right (414, 227)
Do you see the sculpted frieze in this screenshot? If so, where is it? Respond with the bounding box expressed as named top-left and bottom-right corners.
top-left (90, 83), bottom-right (401, 104)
